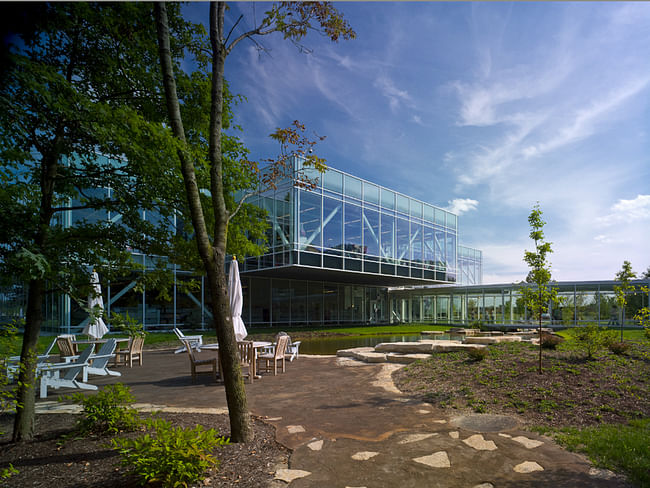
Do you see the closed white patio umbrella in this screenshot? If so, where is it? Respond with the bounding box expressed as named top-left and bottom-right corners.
top-left (228, 257), bottom-right (247, 342)
top-left (82, 271), bottom-right (109, 339)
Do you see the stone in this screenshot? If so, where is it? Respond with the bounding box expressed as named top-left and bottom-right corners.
top-left (511, 436), bottom-right (543, 449)
top-left (472, 484), bottom-right (494, 488)
top-left (462, 434), bottom-right (497, 451)
top-left (307, 440), bottom-right (324, 451)
top-left (589, 467), bottom-right (618, 479)
top-left (266, 417), bottom-right (283, 422)
top-left (337, 347), bottom-right (375, 358)
top-left (274, 469), bottom-right (311, 482)
top-left (448, 431), bottom-right (459, 439)
top-left (413, 451), bottom-right (451, 468)
top-left (398, 433), bottom-right (438, 444)
top-left (386, 353), bottom-right (431, 364)
top-left (513, 461), bottom-right (544, 473)
top-left (498, 433), bottom-right (512, 438)
top-left (418, 409), bottom-right (431, 414)
top-left (287, 425), bottom-right (306, 434)
top-left (354, 351), bottom-right (387, 363)
top-left (465, 336), bottom-right (522, 344)
top-left (375, 342), bottom-right (434, 353)
top-left (352, 451), bottom-right (380, 461)
top-left (432, 419), bottom-right (447, 424)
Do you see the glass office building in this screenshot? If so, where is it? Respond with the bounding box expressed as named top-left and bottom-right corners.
top-left (1, 157), bottom-right (483, 331)
top-left (387, 280), bottom-right (650, 327)
top-left (236, 158), bottom-right (482, 326)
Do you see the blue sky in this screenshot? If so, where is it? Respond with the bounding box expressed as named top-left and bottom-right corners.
top-left (186, 2), bottom-right (650, 284)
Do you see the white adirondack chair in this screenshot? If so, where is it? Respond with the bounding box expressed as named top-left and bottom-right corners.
top-left (286, 340), bottom-right (302, 362)
top-left (173, 328), bottom-right (203, 354)
top-left (39, 345), bottom-right (97, 398)
top-left (86, 339), bottom-right (121, 377)
top-left (5, 337), bottom-right (58, 381)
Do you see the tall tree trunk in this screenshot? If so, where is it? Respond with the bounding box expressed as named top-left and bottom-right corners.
top-left (12, 279), bottom-right (43, 441)
top-left (13, 148), bottom-right (58, 441)
top-left (154, 1), bottom-right (251, 443)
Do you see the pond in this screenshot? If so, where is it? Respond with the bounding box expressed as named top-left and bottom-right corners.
top-left (299, 333), bottom-right (453, 355)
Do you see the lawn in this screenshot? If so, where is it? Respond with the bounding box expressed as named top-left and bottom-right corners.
top-left (394, 337), bottom-right (650, 487)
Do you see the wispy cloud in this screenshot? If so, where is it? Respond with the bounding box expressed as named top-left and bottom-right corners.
top-left (446, 198), bottom-right (479, 215)
top-left (374, 75), bottom-right (412, 113)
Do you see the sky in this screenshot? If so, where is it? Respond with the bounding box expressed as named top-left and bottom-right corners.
top-left (185, 2), bottom-right (650, 284)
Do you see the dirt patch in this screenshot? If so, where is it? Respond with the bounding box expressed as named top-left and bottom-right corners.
top-left (0, 412), bottom-right (288, 487)
top-left (394, 341), bottom-right (649, 429)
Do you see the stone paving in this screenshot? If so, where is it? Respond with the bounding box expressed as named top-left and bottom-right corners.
top-left (35, 349), bottom-right (633, 487)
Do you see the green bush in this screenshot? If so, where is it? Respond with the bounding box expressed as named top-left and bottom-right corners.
top-left (111, 417), bottom-right (229, 487)
top-left (467, 347), bottom-right (488, 361)
top-left (568, 325), bottom-right (617, 359)
top-left (540, 332), bottom-right (563, 350)
top-left (65, 383), bottom-right (140, 435)
top-left (608, 341), bottom-right (630, 355)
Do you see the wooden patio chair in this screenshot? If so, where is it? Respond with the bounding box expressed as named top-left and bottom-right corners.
top-left (237, 341), bottom-right (255, 384)
top-left (56, 336), bottom-right (77, 362)
top-left (257, 335), bottom-right (290, 376)
top-left (183, 340), bottom-right (218, 383)
top-left (115, 335), bottom-right (144, 367)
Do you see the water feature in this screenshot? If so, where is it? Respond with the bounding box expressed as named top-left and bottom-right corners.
top-left (299, 333), bottom-right (453, 355)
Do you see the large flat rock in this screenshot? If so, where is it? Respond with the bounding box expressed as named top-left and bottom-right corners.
top-left (464, 336), bottom-right (522, 344)
top-left (386, 353), bottom-right (431, 364)
top-left (375, 342), bottom-right (434, 353)
top-left (337, 347), bottom-right (375, 358)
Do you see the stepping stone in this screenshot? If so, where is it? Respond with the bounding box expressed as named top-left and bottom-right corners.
top-left (398, 433), bottom-right (438, 444)
top-left (433, 419), bottom-right (447, 424)
top-left (473, 484), bottom-right (494, 488)
top-left (513, 461), bottom-right (544, 473)
top-left (462, 434), bottom-right (497, 451)
top-left (307, 440), bottom-right (324, 451)
top-left (418, 409), bottom-right (431, 414)
top-left (275, 468), bottom-right (311, 482)
top-left (354, 351), bottom-right (387, 363)
top-left (511, 436), bottom-right (543, 449)
top-left (448, 431), bottom-right (459, 439)
top-left (375, 342), bottom-right (434, 353)
top-left (352, 451), bottom-right (380, 461)
top-left (386, 353), bottom-right (431, 364)
top-left (413, 451), bottom-right (451, 468)
top-left (498, 433), bottom-right (512, 438)
top-left (287, 425), bottom-right (306, 434)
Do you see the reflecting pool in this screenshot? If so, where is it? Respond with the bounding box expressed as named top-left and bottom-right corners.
top-left (299, 333), bottom-right (452, 355)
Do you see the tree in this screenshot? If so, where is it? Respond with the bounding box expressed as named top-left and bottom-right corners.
top-left (521, 203), bottom-right (558, 374)
top-left (642, 266), bottom-right (650, 280)
top-left (0, 3), bottom-right (198, 441)
top-left (613, 260), bottom-right (637, 342)
top-left (153, 1), bottom-right (354, 442)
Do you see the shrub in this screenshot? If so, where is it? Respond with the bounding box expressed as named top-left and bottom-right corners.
top-left (540, 332), bottom-right (563, 349)
top-left (111, 416), bottom-right (229, 487)
top-left (608, 341), bottom-right (630, 355)
top-left (110, 311), bottom-right (146, 338)
top-left (65, 383), bottom-right (140, 435)
top-left (467, 347), bottom-right (488, 361)
top-left (568, 325), bottom-right (617, 360)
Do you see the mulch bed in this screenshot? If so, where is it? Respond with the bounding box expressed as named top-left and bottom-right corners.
top-left (394, 341), bottom-right (650, 429)
top-left (0, 412), bottom-right (289, 487)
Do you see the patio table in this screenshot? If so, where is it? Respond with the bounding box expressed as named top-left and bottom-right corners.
top-left (199, 341), bottom-right (271, 379)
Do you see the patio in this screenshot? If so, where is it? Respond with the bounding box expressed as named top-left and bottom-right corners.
top-left (35, 347), bottom-right (632, 487)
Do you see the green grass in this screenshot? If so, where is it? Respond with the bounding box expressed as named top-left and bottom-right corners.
top-left (550, 419), bottom-right (650, 488)
top-left (556, 328), bottom-right (645, 341)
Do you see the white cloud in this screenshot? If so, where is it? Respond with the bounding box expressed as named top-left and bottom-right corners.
top-left (445, 198), bottom-right (479, 215)
top-left (374, 75), bottom-right (411, 113)
top-left (598, 195), bottom-right (650, 226)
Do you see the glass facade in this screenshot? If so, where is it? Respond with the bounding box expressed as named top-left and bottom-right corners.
top-left (2, 156), bottom-right (484, 331)
top-left (242, 159), bottom-right (478, 284)
top-left (388, 280), bottom-right (650, 327)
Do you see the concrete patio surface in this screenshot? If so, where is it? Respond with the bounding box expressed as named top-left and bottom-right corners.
top-left (37, 348), bottom-right (632, 487)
